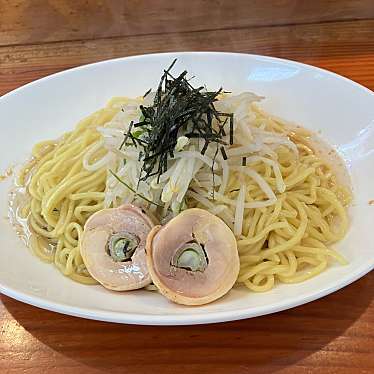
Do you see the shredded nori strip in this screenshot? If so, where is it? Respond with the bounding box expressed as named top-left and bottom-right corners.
top-left (119, 121), bottom-right (134, 150)
top-left (123, 59), bottom-right (234, 183)
top-left (143, 88), bottom-right (152, 98)
top-left (229, 114), bottom-right (234, 145)
top-left (220, 146), bottom-right (228, 161)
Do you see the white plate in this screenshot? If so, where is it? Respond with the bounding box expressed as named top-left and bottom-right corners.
top-left (1, 52), bottom-right (373, 325)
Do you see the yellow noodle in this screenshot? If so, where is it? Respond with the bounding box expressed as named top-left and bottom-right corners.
top-left (13, 107), bottom-right (117, 284)
top-left (229, 105), bottom-right (351, 291)
top-left (12, 97), bottom-right (351, 292)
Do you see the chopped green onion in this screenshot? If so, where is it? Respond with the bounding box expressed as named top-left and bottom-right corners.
top-left (109, 170), bottom-right (163, 207)
top-left (132, 129), bottom-right (144, 139)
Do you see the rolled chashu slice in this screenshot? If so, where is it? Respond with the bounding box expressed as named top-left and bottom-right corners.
top-left (146, 208), bottom-right (239, 305)
top-left (81, 204), bottom-right (154, 291)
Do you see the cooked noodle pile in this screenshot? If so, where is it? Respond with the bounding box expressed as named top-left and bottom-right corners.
top-left (189, 105), bottom-right (351, 291)
top-left (11, 93), bottom-right (351, 290)
top-left (13, 108), bottom-right (117, 283)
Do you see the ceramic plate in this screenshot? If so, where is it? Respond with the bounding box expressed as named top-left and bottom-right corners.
top-left (1, 52), bottom-right (373, 325)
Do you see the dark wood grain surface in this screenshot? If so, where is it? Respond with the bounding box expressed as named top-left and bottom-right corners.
top-left (1, 1), bottom-right (374, 373)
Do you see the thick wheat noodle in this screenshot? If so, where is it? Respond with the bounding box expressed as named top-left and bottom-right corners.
top-left (12, 98), bottom-right (351, 292)
top-left (14, 108), bottom-right (116, 284)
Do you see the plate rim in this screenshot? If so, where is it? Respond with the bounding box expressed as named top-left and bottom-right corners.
top-left (2, 51), bottom-right (373, 101)
top-left (1, 51), bottom-right (373, 325)
top-left (1, 262), bottom-right (373, 325)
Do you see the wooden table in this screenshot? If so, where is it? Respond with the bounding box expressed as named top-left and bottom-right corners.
top-left (1, 1), bottom-right (374, 373)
